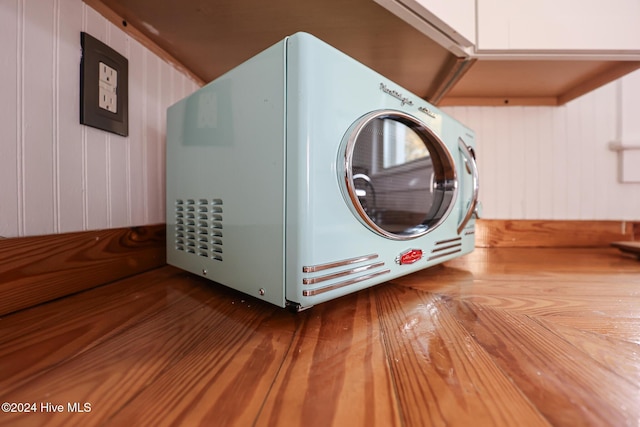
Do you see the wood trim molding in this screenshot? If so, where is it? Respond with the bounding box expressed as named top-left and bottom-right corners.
top-left (558, 61), bottom-right (640, 105)
top-left (438, 96), bottom-right (559, 106)
top-left (1, 220), bottom-right (635, 315)
top-left (0, 225), bottom-right (166, 317)
top-left (475, 219), bottom-right (639, 248)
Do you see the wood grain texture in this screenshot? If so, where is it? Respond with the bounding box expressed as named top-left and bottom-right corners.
top-left (375, 286), bottom-right (550, 426)
top-left (0, 225), bottom-right (165, 316)
top-left (92, 0), bottom-right (456, 101)
top-left (1, 247), bottom-right (639, 426)
top-left (438, 96), bottom-right (559, 106)
top-left (475, 219), bottom-right (638, 248)
top-left (452, 304), bottom-right (640, 427)
top-left (557, 61), bottom-right (640, 105)
top-left (256, 291), bottom-right (402, 427)
top-left (83, 0), bottom-right (205, 85)
top-left (612, 241), bottom-right (640, 259)
top-left (0, 268), bottom-right (196, 393)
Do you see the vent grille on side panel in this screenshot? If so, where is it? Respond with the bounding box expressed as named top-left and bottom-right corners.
top-left (428, 237), bottom-right (462, 261)
top-left (175, 198), bottom-right (223, 261)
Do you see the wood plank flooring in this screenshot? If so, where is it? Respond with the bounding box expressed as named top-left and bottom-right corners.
top-left (0, 247), bottom-right (639, 426)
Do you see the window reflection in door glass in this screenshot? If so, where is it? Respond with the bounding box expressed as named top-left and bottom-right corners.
top-left (382, 119), bottom-right (429, 169)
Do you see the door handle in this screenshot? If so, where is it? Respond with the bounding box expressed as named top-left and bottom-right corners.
top-left (457, 138), bottom-right (479, 235)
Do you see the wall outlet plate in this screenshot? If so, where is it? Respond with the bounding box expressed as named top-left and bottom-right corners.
top-left (80, 32), bottom-right (128, 136)
top-left (98, 62), bottom-right (118, 112)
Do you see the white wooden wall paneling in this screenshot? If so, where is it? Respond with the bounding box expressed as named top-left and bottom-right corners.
top-left (145, 54), bottom-right (160, 225)
top-left (58, 0), bottom-right (84, 233)
top-left (443, 77), bottom-right (640, 221)
top-left (105, 19), bottom-right (129, 229)
top-left (0, 0), bottom-right (199, 238)
top-left (0, 0), bottom-right (20, 237)
top-left (128, 35), bottom-right (145, 227)
top-left (84, 5), bottom-right (109, 230)
top-left (24, 0), bottom-right (55, 236)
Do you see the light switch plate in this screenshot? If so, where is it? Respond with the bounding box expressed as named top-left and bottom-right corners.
top-left (80, 32), bottom-right (128, 136)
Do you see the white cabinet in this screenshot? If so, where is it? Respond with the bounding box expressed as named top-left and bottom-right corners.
top-left (477, 0), bottom-right (640, 53)
top-left (407, 0), bottom-right (476, 47)
top-left (376, 0), bottom-right (640, 55)
top-left (373, 0), bottom-right (476, 54)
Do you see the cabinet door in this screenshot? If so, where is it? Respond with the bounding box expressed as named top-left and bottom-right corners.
top-left (374, 0), bottom-right (475, 48)
top-left (477, 0), bottom-right (640, 52)
top-left (410, 0), bottom-right (475, 46)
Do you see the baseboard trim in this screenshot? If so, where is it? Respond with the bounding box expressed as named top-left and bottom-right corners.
top-left (475, 219), bottom-right (639, 248)
top-left (1, 221), bottom-right (637, 315)
top-left (0, 225), bottom-right (166, 316)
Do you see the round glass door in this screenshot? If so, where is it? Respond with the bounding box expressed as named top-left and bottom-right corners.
top-left (339, 110), bottom-right (457, 240)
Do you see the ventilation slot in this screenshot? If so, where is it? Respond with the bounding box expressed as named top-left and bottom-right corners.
top-left (301, 254), bottom-right (389, 296)
top-left (175, 198), bottom-right (223, 261)
top-left (428, 237), bottom-right (462, 261)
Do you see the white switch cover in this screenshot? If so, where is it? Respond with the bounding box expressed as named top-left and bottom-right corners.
top-left (98, 62), bottom-right (117, 113)
top-left (609, 140), bottom-right (640, 183)
top-left (620, 149), bottom-right (640, 183)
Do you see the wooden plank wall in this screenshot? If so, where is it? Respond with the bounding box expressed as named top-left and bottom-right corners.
top-left (0, 225), bottom-right (165, 317)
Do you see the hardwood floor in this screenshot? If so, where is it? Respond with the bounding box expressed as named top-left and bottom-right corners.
top-left (1, 247), bottom-right (639, 426)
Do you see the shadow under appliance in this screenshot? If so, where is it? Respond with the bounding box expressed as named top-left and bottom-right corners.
top-left (166, 33), bottom-right (479, 310)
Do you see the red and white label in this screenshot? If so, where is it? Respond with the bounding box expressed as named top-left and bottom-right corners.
top-left (396, 249), bottom-right (423, 265)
